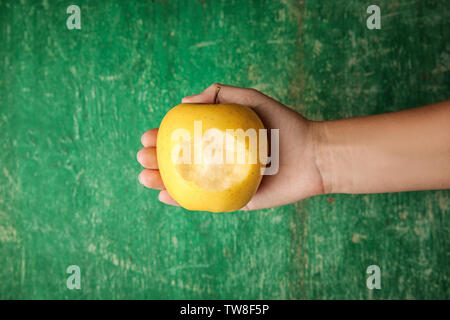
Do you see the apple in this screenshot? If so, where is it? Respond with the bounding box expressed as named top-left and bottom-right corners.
top-left (157, 103), bottom-right (267, 212)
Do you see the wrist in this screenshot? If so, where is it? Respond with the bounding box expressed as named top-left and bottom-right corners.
top-left (310, 120), bottom-right (338, 195)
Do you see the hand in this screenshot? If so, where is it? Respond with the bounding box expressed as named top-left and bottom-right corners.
top-left (137, 83), bottom-right (325, 210)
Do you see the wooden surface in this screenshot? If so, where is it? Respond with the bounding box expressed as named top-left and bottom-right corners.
top-left (0, 0), bottom-right (448, 299)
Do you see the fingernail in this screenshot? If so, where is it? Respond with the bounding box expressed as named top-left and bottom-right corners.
top-left (138, 173), bottom-right (144, 184)
top-left (182, 95), bottom-right (194, 103)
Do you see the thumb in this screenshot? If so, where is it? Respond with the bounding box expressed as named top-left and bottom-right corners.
top-left (181, 91), bottom-right (212, 104)
top-left (182, 83), bottom-right (272, 109)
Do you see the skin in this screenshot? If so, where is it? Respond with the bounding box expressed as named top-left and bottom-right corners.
top-left (137, 83), bottom-right (450, 210)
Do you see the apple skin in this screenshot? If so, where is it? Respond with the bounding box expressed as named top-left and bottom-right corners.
top-left (156, 103), bottom-right (266, 212)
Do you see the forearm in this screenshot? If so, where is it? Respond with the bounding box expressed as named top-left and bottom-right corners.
top-left (312, 100), bottom-right (450, 194)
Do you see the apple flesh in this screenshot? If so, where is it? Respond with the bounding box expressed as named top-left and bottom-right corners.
top-left (157, 103), bottom-right (266, 212)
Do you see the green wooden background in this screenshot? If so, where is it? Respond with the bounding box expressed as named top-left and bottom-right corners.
top-left (0, 0), bottom-right (449, 299)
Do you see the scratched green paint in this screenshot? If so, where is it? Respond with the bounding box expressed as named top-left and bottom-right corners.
top-left (0, 0), bottom-right (448, 299)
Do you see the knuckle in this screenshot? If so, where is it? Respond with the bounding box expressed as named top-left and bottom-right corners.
top-left (249, 87), bottom-right (261, 96)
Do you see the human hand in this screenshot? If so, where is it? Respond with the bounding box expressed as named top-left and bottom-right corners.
top-left (137, 83), bottom-right (325, 210)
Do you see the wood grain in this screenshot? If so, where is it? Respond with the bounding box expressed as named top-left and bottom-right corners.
top-left (0, 0), bottom-right (448, 299)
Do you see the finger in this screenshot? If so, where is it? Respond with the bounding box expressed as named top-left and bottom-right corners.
top-left (182, 83), bottom-right (272, 109)
top-left (158, 190), bottom-right (180, 207)
top-left (239, 197), bottom-right (262, 211)
top-left (137, 147), bottom-right (158, 169)
top-left (181, 83), bottom-right (221, 103)
top-left (138, 169), bottom-right (165, 190)
top-left (141, 128), bottom-right (159, 147)
top-left (181, 92), bottom-right (213, 104)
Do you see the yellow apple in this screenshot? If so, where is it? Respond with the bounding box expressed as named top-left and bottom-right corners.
top-left (157, 103), bottom-right (266, 212)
